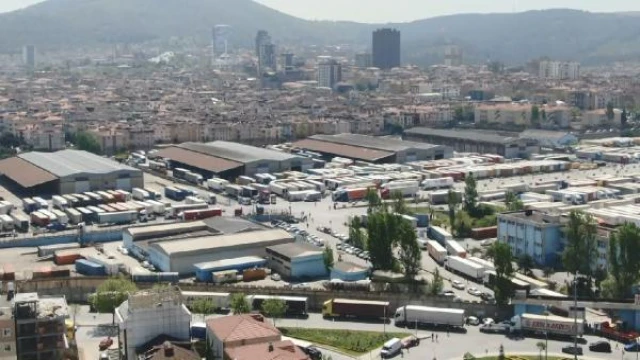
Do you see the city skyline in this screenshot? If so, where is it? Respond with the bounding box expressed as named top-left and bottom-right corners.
top-left (0, 0), bottom-right (640, 22)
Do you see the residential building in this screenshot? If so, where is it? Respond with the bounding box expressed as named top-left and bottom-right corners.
top-left (14, 293), bottom-right (68, 360)
top-left (206, 314), bottom-right (281, 360)
top-left (225, 340), bottom-right (309, 360)
top-left (539, 61), bottom-right (580, 80)
top-left (116, 287), bottom-right (191, 360)
top-left (444, 45), bottom-right (463, 66)
top-left (372, 28), bottom-right (400, 70)
top-left (266, 242), bottom-right (327, 280)
top-left (256, 31), bottom-right (275, 74)
top-left (317, 59), bottom-right (342, 90)
top-left (582, 109), bottom-right (622, 128)
top-left (22, 46), bottom-right (35, 69)
top-left (497, 211), bottom-right (564, 267)
top-left (0, 308), bottom-right (16, 360)
top-left (355, 53), bottom-right (372, 68)
top-left (213, 25), bottom-right (231, 59)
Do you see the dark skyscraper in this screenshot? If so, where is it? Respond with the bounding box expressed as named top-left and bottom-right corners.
top-left (372, 28), bottom-right (400, 70)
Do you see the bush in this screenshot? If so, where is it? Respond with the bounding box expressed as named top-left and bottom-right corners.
top-left (279, 327), bottom-right (410, 354)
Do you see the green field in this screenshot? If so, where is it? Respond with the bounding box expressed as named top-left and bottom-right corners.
top-left (279, 327), bottom-right (411, 355)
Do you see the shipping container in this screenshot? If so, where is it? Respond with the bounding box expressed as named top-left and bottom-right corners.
top-left (30, 211), bottom-right (50, 227)
top-left (62, 194), bottom-right (79, 207)
top-left (96, 191), bottom-right (116, 203)
top-left (426, 240), bottom-right (447, 264)
top-left (37, 243), bottom-right (80, 257)
top-left (52, 195), bottom-right (69, 210)
top-left (22, 198), bottom-right (37, 213)
top-left (249, 295), bottom-right (308, 317)
top-left (55, 250), bottom-right (83, 265)
top-left (322, 299), bottom-right (390, 320)
top-left (51, 209), bottom-right (69, 224)
top-left (0, 214), bottom-right (14, 231)
top-left (471, 226), bottom-right (497, 240)
top-left (64, 208), bottom-right (83, 224)
top-left (97, 211), bottom-right (139, 225)
top-left (394, 305), bottom-right (465, 328)
top-left (427, 226), bottom-right (452, 246)
top-left (32, 197), bottom-right (48, 209)
top-left (11, 213), bottom-right (30, 232)
top-left (421, 177), bottom-right (454, 190)
top-left (444, 256), bottom-right (484, 281)
top-left (446, 240), bottom-right (467, 258)
top-left (132, 188), bottom-right (151, 201)
top-left (242, 268), bottom-right (267, 282)
top-left (207, 178), bottom-right (230, 192)
top-left (76, 207), bottom-right (96, 224)
top-left (75, 259), bottom-right (106, 276)
top-left (181, 208), bottom-right (222, 221)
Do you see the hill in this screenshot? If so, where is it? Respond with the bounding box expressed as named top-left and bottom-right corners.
top-left (1, 0), bottom-right (640, 65)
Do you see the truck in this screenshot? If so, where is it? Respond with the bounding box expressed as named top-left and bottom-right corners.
top-left (22, 198), bottom-right (38, 213)
top-left (258, 190), bottom-right (271, 204)
top-left (421, 177), bottom-right (454, 190)
top-left (97, 210), bottom-right (139, 225)
top-left (172, 167), bottom-right (189, 180)
top-left (185, 171), bottom-right (204, 185)
top-left (332, 187), bottom-right (369, 202)
top-left (429, 190), bottom-right (461, 205)
top-left (394, 305), bottom-right (465, 328)
top-left (185, 196), bottom-right (206, 205)
top-left (322, 299), bottom-right (390, 320)
top-left (62, 194), bottom-right (80, 207)
top-left (237, 176), bottom-right (256, 185)
top-left (164, 186), bottom-right (186, 201)
top-left (32, 197), bottom-right (49, 209)
top-left (304, 191), bottom-right (322, 202)
top-left (446, 240), bottom-right (467, 258)
top-left (510, 313), bottom-right (584, 338)
top-left (168, 203), bottom-right (208, 217)
top-left (207, 178), bottom-right (229, 192)
top-left (426, 240), bottom-right (447, 264)
top-left (224, 184), bottom-right (243, 198)
top-left (287, 190), bottom-right (312, 202)
top-left (249, 295), bottom-right (308, 317)
top-left (64, 208), bottom-right (83, 225)
top-left (197, 192), bottom-right (217, 205)
top-left (443, 256), bottom-right (484, 281)
top-left (51, 209), bottom-right (69, 225)
top-left (427, 226), bottom-right (453, 246)
top-left (145, 200), bottom-right (166, 215)
top-left (380, 181), bottom-right (420, 199)
top-left (11, 213), bottom-right (30, 232)
top-left (52, 195), bottom-right (69, 210)
top-left (0, 214), bottom-right (14, 231)
top-left (181, 208), bottom-right (222, 221)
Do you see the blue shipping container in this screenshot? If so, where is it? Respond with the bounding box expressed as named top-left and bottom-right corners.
top-left (415, 214), bottom-right (429, 228)
top-left (75, 259), bottom-right (106, 276)
top-left (194, 257), bottom-right (267, 282)
top-left (164, 187), bottom-right (185, 201)
top-left (191, 324), bottom-right (207, 340)
top-left (132, 272), bottom-right (179, 283)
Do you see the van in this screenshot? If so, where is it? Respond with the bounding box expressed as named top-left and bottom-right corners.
top-left (380, 338), bottom-right (402, 358)
top-left (417, 238), bottom-right (428, 250)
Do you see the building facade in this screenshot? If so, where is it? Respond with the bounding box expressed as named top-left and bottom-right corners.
top-left (539, 61), bottom-right (580, 80)
top-left (372, 28), bottom-right (400, 70)
top-left (0, 308), bottom-right (15, 360)
top-left (22, 46), bottom-right (35, 69)
top-left (317, 59), bottom-right (342, 90)
top-left (355, 53), bottom-right (372, 68)
top-left (266, 243), bottom-right (327, 280)
top-left (14, 294), bottom-right (68, 360)
top-left (497, 211), bottom-right (563, 267)
top-left (213, 24), bottom-right (232, 58)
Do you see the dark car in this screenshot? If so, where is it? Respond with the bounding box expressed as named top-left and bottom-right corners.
top-left (589, 341), bottom-right (612, 353)
top-left (479, 323), bottom-right (508, 334)
top-left (625, 342), bottom-right (640, 352)
top-left (299, 346), bottom-right (322, 360)
top-left (562, 345), bottom-right (583, 355)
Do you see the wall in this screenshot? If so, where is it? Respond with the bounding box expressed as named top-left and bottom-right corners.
top-left (291, 255), bottom-right (327, 280)
top-left (0, 227), bottom-right (123, 249)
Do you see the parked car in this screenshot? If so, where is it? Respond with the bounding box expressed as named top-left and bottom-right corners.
top-left (299, 346), bottom-right (322, 360)
top-left (440, 290), bottom-right (455, 297)
top-left (481, 292), bottom-right (495, 303)
top-left (467, 316), bottom-right (480, 326)
top-left (562, 345), bottom-right (583, 355)
top-left (625, 342), bottom-right (640, 352)
top-left (451, 280), bottom-right (465, 290)
top-left (270, 273), bottom-right (281, 281)
top-left (400, 335), bottom-right (420, 349)
top-left (467, 287), bottom-right (482, 296)
top-left (479, 322), bottom-right (509, 334)
top-left (483, 318), bottom-right (495, 325)
top-left (380, 338), bottom-right (402, 359)
top-left (589, 341), bottom-right (612, 353)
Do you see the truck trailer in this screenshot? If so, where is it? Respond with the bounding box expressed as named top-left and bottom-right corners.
top-left (510, 313), bottom-right (584, 338)
top-left (426, 240), bottom-right (447, 264)
top-left (322, 299), bottom-right (390, 321)
top-left (443, 256), bottom-right (484, 281)
top-left (249, 295), bottom-right (308, 317)
top-left (394, 305), bottom-right (465, 328)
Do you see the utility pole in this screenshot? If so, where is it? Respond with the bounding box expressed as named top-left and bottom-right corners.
top-left (573, 272), bottom-right (579, 360)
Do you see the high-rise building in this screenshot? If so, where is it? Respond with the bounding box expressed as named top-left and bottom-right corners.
top-left (22, 45), bottom-right (36, 69)
top-left (281, 53), bottom-right (294, 69)
top-left (318, 58), bottom-right (342, 90)
top-left (212, 24), bottom-right (232, 58)
top-left (372, 28), bottom-right (400, 70)
top-left (444, 45), bottom-right (463, 66)
top-left (255, 30), bottom-right (276, 74)
top-left (355, 53), bottom-right (372, 68)
top-left (538, 60), bottom-right (580, 80)
top-left (14, 293), bottom-right (68, 360)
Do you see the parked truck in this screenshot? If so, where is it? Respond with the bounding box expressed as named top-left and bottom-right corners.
top-left (0, 214), bottom-right (14, 231)
top-left (426, 240), bottom-right (447, 264)
top-left (332, 187), bottom-right (369, 202)
top-left (510, 313), bottom-right (584, 338)
top-left (164, 186), bottom-right (187, 201)
top-left (207, 178), bottom-right (229, 192)
top-left (429, 190), bottom-right (461, 205)
top-left (421, 177), bottom-right (454, 190)
top-left (249, 295), bottom-right (308, 317)
top-left (394, 305), bottom-right (465, 328)
top-left (380, 181), bottom-right (420, 199)
top-left (427, 226), bottom-right (453, 246)
top-left (52, 196), bottom-right (69, 210)
top-left (443, 256), bottom-right (484, 281)
top-left (322, 299), bottom-right (390, 321)
top-left (132, 188), bottom-right (151, 201)
top-left (181, 208), bottom-right (222, 221)
top-left (97, 210), bottom-right (139, 225)
top-left (446, 240), bottom-right (467, 258)
top-left (11, 213), bottom-right (30, 232)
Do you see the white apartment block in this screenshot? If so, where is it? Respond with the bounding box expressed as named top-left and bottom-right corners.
top-left (539, 60), bottom-right (580, 80)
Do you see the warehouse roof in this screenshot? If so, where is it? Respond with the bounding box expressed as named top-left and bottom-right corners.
top-left (266, 242), bottom-right (323, 259)
top-left (155, 146), bottom-right (242, 173)
top-left (151, 229), bottom-right (293, 257)
top-left (18, 150), bottom-right (140, 178)
top-left (405, 127), bottom-right (522, 144)
top-left (203, 216), bottom-right (267, 234)
top-left (0, 156), bottom-right (57, 187)
top-left (125, 221), bottom-right (209, 240)
top-left (180, 141), bottom-right (300, 164)
top-left (519, 129), bottom-right (575, 141)
top-left (194, 256), bottom-right (266, 271)
top-left (310, 134), bottom-right (441, 152)
top-left (292, 138), bottom-right (393, 162)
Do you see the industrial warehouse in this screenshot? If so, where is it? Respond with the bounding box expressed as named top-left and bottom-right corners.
top-left (292, 133), bottom-right (453, 163)
top-left (0, 149), bottom-right (143, 195)
top-left (155, 141), bottom-right (314, 179)
top-left (403, 127), bottom-right (541, 159)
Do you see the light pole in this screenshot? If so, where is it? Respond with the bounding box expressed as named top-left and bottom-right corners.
top-left (573, 271), bottom-right (579, 360)
top-left (544, 304), bottom-right (548, 360)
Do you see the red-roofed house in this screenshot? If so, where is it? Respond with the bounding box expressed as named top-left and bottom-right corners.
top-left (206, 314), bottom-right (282, 359)
top-left (225, 340), bottom-right (309, 360)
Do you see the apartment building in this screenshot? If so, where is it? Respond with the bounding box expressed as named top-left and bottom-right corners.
top-left (497, 211), bottom-right (564, 267)
top-left (582, 109), bottom-right (622, 128)
top-left (475, 103), bottom-right (532, 126)
top-left (539, 61), bottom-right (580, 80)
top-left (14, 293), bottom-right (68, 360)
top-left (0, 308), bottom-right (15, 360)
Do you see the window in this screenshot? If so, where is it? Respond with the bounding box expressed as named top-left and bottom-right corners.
top-left (3, 345), bottom-right (10, 352)
top-left (2, 328), bottom-right (10, 337)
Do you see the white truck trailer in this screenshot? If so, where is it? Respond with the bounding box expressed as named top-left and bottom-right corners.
top-left (394, 305), bottom-right (465, 328)
top-left (443, 256), bottom-right (484, 281)
top-left (510, 313), bottom-right (584, 338)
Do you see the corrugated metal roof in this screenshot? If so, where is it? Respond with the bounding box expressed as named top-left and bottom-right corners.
top-left (125, 221), bottom-right (209, 239)
top-left (155, 146), bottom-right (242, 173)
top-left (293, 138), bottom-right (394, 161)
top-left (19, 150), bottom-right (140, 178)
top-left (311, 133), bottom-right (440, 152)
top-left (266, 242), bottom-right (323, 259)
top-left (180, 141), bottom-right (301, 163)
top-left (151, 229), bottom-right (293, 257)
top-left (193, 256), bottom-right (266, 270)
top-left (0, 156), bottom-right (58, 187)
top-left (405, 127), bottom-right (522, 144)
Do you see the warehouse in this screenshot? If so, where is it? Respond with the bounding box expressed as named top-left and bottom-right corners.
top-left (147, 229), bottom-right (294, 274)
top-left (292, 134), bottom-right (452, 163)
top-left (194, 256), bottom-right (268, 282)
top-left (519, 129), bottom-right (578, 149)
top-left (156, 141), bottom-right (313, 179)
top-left (266, 242), bottom-right (327, 280)
top-left (404, 127), bottom-right (540, 159)
top-left (0, 149), bottom-right (143, 195)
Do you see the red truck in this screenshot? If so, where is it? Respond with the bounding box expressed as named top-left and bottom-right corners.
top-left (182, 208), bottom-right (222, 221)
top-left (322, 298), bottom-right (390, 321)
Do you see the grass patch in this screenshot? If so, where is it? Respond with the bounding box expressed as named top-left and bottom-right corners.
top-left (279, 327), bottom-right (410, 355)
top-left (473, 356), bottom-right (570, 360)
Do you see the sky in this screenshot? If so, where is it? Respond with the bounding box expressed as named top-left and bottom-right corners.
top-left (1, 0), bottom-right (640, 22)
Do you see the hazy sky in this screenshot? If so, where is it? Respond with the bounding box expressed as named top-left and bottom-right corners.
top-left (1, 0), bottom-right (640, 22)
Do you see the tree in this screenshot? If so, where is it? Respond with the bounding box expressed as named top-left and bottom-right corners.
top-left (454, 210), bottom-right (473, 238)
top-left (367, 209), bottom-right (397, 270)
top-left (365, 188), bottom-right (382, 211)
top-left (536, 341), bottom-right (546, 360)
top-left (608, 223), bottom-right (640, 298)
top-left (428, 267), bottom-right (444, 295)
top-left (447, 189), bottom-right (459, 230)
top-left (531, 105), bottom-right (540, 128)
top-left (230, 293), bottom-right (250, 314)
top-left (505, 191), bottom-right (524, 211)
top-left (606, 102), bottom-right (615, 123)
top-left (348, 216), bottom-right (366, 249)
top-left (463, 174), bottom-right (478, 216)
top-left (454, 106), bottom-right (465, 123)
top-left (261, 298), bottom-right (287, 326)
top-left (91, 276), bottom-right (137, 323)
top-left (517, 254), bottom-right (535, 276)
top-left (323, 246), bottom-right (334, 272)
top-left (492, 242), bottom-right (515, 304)
top-left (622, 108), bottom-right (628, 127)
top-left (562, 211), bottom-right (598, 296)
top-left (397, 220), bottom-right (422, 286)
top-left (192, 298), bottom-right (215, 321)
top-left (74, 131), bottom-right (102, 154)
top-left (391, 190), bottom-right (412, 215)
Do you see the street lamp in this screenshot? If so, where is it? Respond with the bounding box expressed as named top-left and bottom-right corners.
top-left (544, 304), bottom-right (549, 360)
top-left (573, 271), bottom-right (579, 360)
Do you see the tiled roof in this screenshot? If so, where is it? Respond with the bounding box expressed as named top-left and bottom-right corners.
top-left (206, 315), bottom-right (280, 343)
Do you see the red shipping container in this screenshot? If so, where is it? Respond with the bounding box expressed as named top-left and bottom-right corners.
top-left (55, 253), bottom-right (83, 265)
top-left (471, 226), bottom-right (498, 240)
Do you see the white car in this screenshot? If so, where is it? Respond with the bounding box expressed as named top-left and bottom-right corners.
top-left (451, 280), bottom-right (465, 290)
top-left (467, 287), bottom-right (482, 296)
top-left (483, 317), bottom-right (495, 325)
top-left (467, 316), bottom-right (480, 326)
